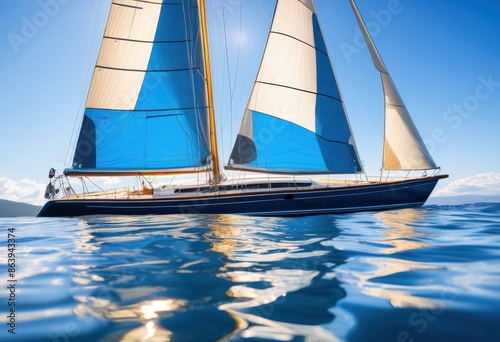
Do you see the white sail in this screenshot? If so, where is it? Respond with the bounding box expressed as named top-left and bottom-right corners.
top-left (350, 0), bottom-right (436, 171)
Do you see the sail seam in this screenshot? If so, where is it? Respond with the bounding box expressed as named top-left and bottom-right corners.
top-left (111, 2), bottom-right (142, 10)
top-left (102, 36), bottom-right (197, 44)
top-left (386, 103), bottom-right (406, 108)
top-left (85, 106), bottom-right (209, 112)
top-left (269, 31), bottom-right (328, 57)
top-left (255, 80), bottom-right (342, 103)
top-left (133, 0), bottom-right (177, 5)
top-left (95, 65), bottom-right (201, 73)
top-left (112, 0), bottom-right (176, 6)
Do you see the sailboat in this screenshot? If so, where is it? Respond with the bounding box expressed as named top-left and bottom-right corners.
top-left (37, 0), bottom-right (447, 217)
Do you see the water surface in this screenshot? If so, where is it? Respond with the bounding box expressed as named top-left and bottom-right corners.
top-left (1, 203), bottom-right (499, 341)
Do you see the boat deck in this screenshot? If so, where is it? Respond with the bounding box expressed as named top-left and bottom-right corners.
top-left (54, 178), bottom-right (392, 201)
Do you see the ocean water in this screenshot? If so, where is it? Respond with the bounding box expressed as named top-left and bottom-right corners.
top-left (1, 203), bottom-right (499, 342)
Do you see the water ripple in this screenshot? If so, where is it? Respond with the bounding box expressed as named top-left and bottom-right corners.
top-left (1, 204), bottom-right (499, 341)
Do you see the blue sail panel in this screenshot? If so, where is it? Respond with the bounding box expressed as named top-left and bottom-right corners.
top-left (314, 15), bottom-right (341, 101)
top-left (147, 41), bottom-right (194, 71)
top-left (73, 109), bottom-right (210, 171)
top-left (315, 96), bottom-right (352, 143)
top-left (229, 111), bottom-right (361, 174)
top-left (154, 0), bottom-right (199, 42)
top-left (135, 71), bottom-right (207, 111)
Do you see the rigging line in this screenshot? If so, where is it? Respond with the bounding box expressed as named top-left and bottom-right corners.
top-left (227, 1), bottom-right (243, 152)
top-left (221, 0), bottom-right (235, 166)
top-left (220, 0), bottom-right (245, 167)
top-left (208, 0), bottom-right (225, 165)
top-left (65, 0), bottom-right (108, 168)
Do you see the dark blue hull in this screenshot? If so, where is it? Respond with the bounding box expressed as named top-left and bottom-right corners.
top-left (37, 175), bottom-right (447, 217)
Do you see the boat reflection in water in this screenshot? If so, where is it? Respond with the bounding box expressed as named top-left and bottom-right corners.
top-left (376, 209), bottom-right (430, 255)
top-left (207, 215), bottom-right (346, 341)
top-left (67, 214), bottom-right (347, 341)
top-left (68, 215), bottom-right (230, 341)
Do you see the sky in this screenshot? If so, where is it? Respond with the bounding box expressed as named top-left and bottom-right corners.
top-left (0, 0), bottom-right (499, 205)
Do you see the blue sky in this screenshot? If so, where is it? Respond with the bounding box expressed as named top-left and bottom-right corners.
top-left (1, 0), bottom-right (499, 205)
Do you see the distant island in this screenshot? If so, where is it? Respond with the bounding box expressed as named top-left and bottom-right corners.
top-left (0, 199), bottom-right (41, 217)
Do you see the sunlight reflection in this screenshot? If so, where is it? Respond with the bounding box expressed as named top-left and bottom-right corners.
top-left (120, 321), bottom-right (172, 342)
top-left (108, 298), bottom-right (187, 321)
top-left (207, 215), bottom-right (243, 258)
top-left (140, 299), bottom-right (184, 320)
top-left (113, 299), bottom-right (184, 341)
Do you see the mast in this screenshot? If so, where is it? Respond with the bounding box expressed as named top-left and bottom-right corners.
top-left (199, 0), bottom-right (221, 183)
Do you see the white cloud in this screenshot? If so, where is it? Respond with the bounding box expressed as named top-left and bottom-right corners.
top-left (434, 172), bottom-right (500, 197)
top-left (0, 177), bottom-right (47, 206)
top-left (0, 176), bottom-right (126, 207)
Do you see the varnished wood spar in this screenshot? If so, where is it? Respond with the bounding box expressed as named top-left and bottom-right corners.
top-left (199, 0), bottom-right (221, 183)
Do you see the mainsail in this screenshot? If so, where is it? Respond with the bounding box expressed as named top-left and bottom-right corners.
top-left (349, 0), bottom-right (436, 171)
top-left (227, 0), bottom-right (362, 174)
top-left (66, 0), bottom-right (213, 176)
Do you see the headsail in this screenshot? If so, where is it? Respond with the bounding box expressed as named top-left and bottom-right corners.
top-left (66, 0), bottom-right (212, 176)
top-left (227, 0), bottom-right (362, 174)
top-left (349, 0), bottom-right (436, 171)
